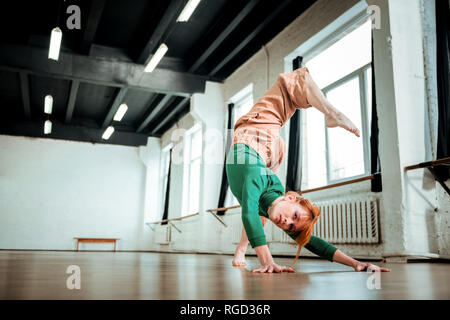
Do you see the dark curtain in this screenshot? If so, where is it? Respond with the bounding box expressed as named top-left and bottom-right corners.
top-left (161, 149), bottom-right (172, 225)
top-left (370, 31), bottom-right (382, 192)
top-left (435, 0), bottom-right (450, 181)
top-left (286, 56), bottom-right (303, 191)
top-left (217, 103), bottom-right (235, 215)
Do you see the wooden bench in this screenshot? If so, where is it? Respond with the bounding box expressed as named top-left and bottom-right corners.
top-left (74, 238), bottom-right (120, 252)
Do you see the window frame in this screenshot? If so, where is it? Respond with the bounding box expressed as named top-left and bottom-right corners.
top-left (233, 95), bottom-right (253, 123)
top-left (182, 124), bottom-right (202, 216)
top-left (298, 16), bottom-right (373, 188)
top-left (322, 62), bottom-right (372, 185)
top-left (224, 85), bottom-right (254, 207)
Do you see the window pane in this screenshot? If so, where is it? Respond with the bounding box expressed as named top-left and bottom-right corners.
top-left (304, 109), bottom-right (327, 189)
top-left (234, 95), bottom-right (253, 124)
top-left (326, 77), bottom-right (365, 181)
top-left (305, 20), bottom-right (372, 89)
top-left (191, 129), bottom-right (202, 160)
top-left (188, 158), bottom-right (201, 214)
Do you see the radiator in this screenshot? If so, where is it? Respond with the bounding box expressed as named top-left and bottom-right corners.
top-left (154, 225), bottom-right (171, 244)
top-left (271, 195), bottom-right (380, 245)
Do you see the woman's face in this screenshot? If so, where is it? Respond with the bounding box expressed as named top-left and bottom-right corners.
top-left (268, 195), bottom-right (311, 232)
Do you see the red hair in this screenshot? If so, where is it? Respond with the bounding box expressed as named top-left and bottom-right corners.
top-left (284, 191), bottom-right (321, 268)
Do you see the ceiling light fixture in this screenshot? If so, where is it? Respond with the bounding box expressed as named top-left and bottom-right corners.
top-left (44, 95), bottom-right (53, 114)
top-left (48, 27), bottom-right (62, 60)
top-left (144, 43), bottom-right (168, 73)
top-left (102, 126), bottom-right (115, 140)
top-left (177, 0), bottom-right (202, 22)
top-left (113, 103), bottom-right (128, 122)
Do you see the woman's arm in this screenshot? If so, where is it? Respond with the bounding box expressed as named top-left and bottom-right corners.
top-left (304, 235), bottom-right (338, 261)
top-left (332, 250), bottom-right (390, 272)
top-left (299, 234), bottom-right (390, 272)
top-left (241, 173), bottom-right (295, 273)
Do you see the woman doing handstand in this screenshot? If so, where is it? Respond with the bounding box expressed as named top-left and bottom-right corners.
top-left (226, 67), bottom-right (390, 273)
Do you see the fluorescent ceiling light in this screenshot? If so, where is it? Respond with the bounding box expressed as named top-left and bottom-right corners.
top-left (48, 27), bottom-right (62, 61)
top-left (44, 95), bottom-right (53, 114)
top-left (44, 120), bottom-right (52, 135)
top-left (113, 103), bottom-right (128, 122)
top-left (102, 126), bottom-right (115, 140)
top-left (144, 43), bottom-right (168, 73)
top-left (177, 0), bottom-right (201, 22)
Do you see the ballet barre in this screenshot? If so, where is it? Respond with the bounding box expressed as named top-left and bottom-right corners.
top-left (146, 213), bottom-right (199, 233)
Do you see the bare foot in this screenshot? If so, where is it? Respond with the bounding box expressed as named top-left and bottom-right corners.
top-left (326, 112), bottom-right (360, 137)
top-left (232, 245), bottom-right (247, 267)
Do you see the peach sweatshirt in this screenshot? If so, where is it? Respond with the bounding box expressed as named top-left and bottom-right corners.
top-left (232, 67), bottom-right (311, 173)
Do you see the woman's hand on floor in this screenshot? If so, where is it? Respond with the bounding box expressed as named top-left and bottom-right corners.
top-left (252, 262), bottom-right (296, 273)
top-left (354, 262), bottom-right (390, 272)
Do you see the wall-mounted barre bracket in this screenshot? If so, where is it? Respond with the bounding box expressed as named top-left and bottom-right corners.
top-left (210, 212), bottom-right (228, 227)
top-left (404, 157), bottom-right (450, 197)
top-left (428, 166), bottom-right (450, 197)
top-left (168, 222), bottom-right (182, 234)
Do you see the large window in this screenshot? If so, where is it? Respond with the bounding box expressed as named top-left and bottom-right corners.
top-left (224, 85), bottom-right (254, 207)
top-left (182, 124), bottom-right (202, 216)
top-left (300, 19), bottom-right (372, 189)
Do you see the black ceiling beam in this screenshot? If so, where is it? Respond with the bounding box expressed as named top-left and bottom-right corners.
top-left (151, 97), bottom-right (190, 134)
top-left (137, 0), bottom-right (186, 65)
top-left (101, 87), bottom-right (128, 128)
top-left (0, 44), bottom-right (207, 97)
top-left (18, 72), bottom-right (31, 118)
top-left (188, 0), bottom-right (261, 73)
top-left (65, 80), bottom-right (80, 124)
top-left (137, 94), bottom-right (173, 133)
top-left (0, 118), bottom-right (151, 147)
top-left (209, 0), bottom-right (291, 77)
top-left (80, 0), bottom-right (107, 55)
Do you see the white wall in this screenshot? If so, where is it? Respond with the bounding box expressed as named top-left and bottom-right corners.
top-left (437, 183), bottom-right (450, 256)
top-left (389, 0), bottom-right (433, 254)
top-left (141, 82), bottom-right (228, 253)
top-left (0, 135), bottom-right (147, 251)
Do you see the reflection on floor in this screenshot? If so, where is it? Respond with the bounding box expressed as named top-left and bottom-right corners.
top-left (0, 251), bottom-right (449, 300)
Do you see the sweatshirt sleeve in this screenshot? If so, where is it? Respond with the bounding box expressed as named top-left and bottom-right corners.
top-left (304, 235), bottom-right (338, 262)
top-left (284, 230), bottom-right (338, 262)
top-left (241, 174), bottom-right (266, 248)
top-left (277, 67), bottom-right (311, 110)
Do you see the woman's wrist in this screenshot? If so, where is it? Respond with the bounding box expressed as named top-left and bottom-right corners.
top-left (254, 245), bottom-right (274, 265)
top-left (333, 249), bottom-right (359, 269)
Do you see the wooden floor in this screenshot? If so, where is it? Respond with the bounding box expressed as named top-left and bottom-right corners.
top-left (0, 250), bottom-right (449, 300)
